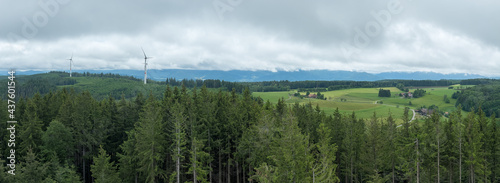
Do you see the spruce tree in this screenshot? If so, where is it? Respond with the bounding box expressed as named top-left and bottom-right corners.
top-left (383, 113), bottom-right (397, 183)
top-left (187, 137), bottom-right (210, 183)
top-left (187, 86), bottom-right (211, 183)
top-left (313, 122), bottom-right (340, 183)
top-left (271, 114), bottom-right (312, 182)
top-left (396, 107), bottom-right (415, 182)
top-left (91, 146), bottom-right (121, 183)
top-left (453, 105), bottom-right (464, 182)
top-left (488, 114), bottom-right (500, 181)
top-left (18, 148), bottom-right (49, 183)
top-left (170, 102), bottom-right (187, 183)
top-left (135, 93), bottom-right (165, 183)
top-left (464, 110), bottom-right (485, 182)
top-left (118, 130), bottom-right (141, 183)
top-left (53, 164), bottom-right (81, 183)
top-left (19, 99), bottom-right (43, 157)
top-left (42, 120), bottom-right (74, 164)
top-left (365, 112), bottom-right (381, 175)
top-left (442, 117), bottom-right (458, 182)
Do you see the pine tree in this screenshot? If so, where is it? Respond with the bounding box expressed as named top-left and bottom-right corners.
top-left (341, 112), bottom-right (364, 183)
top-left (187, 137), bottom-right (210, 183)
top-left (382, 112), bottom-right (397, 183)
top-left (91, 146), bottom-right (121, 183)
top-left (488, 114), bottom-right (500, 181)
top-left (464, 110), bottom-right (485, 182)
top-left (196, 84), bottom-right (216, 182)
top-left (187, 87), bottom-right (211, 183)
top-left (19, 99), bottom-right (44, 157)
top-left (250, 162), bottom-right (277, 183)
top-left (271, 113), bottom-right (312, 182)
top-left (365, 112), bottom-right (381, 176)
top-left (135, 93), bottom-right (165, 183)
top-left (432, 111), bottom-right (442, 182)
top-left (42, 120), bottom-right (74, 164)
top-left (452, 105), bottom-right (465, 182)
top-left (312, 122), bottom-right (340, 183)
top-left (238, 112), bottom-right (276, 182)
top-left (101, 95), bottom-right (120, 159)
top-left (170, 102), bottom-right (187, 183)
top-left (117, 94), bottom-right (135, 132)
top-left (118, 129), bottom-right (141, 183)
top-left (412, 120), bottom-right (424, 183)
top-left (420, 111), bottom-right (441, 182)
top-left (442, 117), bottom-right (458, 182)
top-left (396, 107), bottom-right (415, 182)
top-left (477, 108), bottom-right (491, 182)
top-left (71, 91), bottom-right (99, 183)
top-left (17, 148), bottom-right (49, 183)
top-left (56, 93), bottom-right (74, 128)
top-left (53, 164), bottom-right (81, 183)
top-left (329, 108), bottom-right (344, 180)
top-left (134, 91), bottom-right (146, 115)
top-left (31, 93), bottom-right (47, 129)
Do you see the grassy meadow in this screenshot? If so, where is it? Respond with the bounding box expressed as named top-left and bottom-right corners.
top-left (253, 85), bottom-right (468, 124)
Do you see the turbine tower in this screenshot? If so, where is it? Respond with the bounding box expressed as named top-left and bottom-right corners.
top-left (67, 53), bottom-right (73, 77)
top-left (141, 47), bottom-right (152, 84)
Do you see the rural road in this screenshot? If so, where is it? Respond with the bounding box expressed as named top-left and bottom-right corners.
top-left (374, 101), bottom-right (416, 127)
top-left (397, 109), bottom-right (415, 128)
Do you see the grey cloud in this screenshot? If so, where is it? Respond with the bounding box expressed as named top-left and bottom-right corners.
top-left (1, 0), bottom-right (499, 76)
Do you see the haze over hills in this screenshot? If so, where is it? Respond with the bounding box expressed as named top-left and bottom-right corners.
top-left (3, 69), bottom-right (487, 82)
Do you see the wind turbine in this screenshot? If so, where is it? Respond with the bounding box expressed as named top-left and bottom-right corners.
top-left (67, 53), bottom-right (73, 77)
top-left (141, 47), bottom-right (153, 84)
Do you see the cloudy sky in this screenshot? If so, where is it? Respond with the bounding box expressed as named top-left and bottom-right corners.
top-left (1, 0), bottom-right (500, 76)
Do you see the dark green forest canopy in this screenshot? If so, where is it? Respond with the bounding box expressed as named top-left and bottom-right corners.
top-left (456, 82), bottom-right (500, 117)
top-left (1, 74), bottom-right (500, 182)
top-left (378, 88), bottom-right (391, 97)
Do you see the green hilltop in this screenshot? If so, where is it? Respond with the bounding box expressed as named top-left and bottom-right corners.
top-left (0, 71), bottom-right (166, 100)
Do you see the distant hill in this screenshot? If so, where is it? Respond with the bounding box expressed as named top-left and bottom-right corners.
top-left (0, 72), bottom-right (166, 100)
top-left (2, 69), bottom-right (487, 82)
top-left (374, 72), bottom-right (485, 80)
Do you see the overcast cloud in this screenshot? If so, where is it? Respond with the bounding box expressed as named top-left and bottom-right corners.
top-left (1, 0), bottom-right (499, 76)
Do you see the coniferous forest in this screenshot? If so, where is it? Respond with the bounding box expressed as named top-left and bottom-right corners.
top-left (1, 83), bottom-right (500, 183)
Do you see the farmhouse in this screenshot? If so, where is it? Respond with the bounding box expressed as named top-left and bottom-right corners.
top-left (400, 92), bottom-right (413, 98)
top-left (416, 108), bottom-right (434, 116)
top-left (308, 94), bottom-right (317, 98)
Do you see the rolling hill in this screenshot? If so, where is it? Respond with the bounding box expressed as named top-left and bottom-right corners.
top-left (2, 69), bottom-right (486, 82)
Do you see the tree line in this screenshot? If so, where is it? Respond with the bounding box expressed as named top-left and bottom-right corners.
top-left (1, 84), bottom-right (500, 182)
top-left (455, 82), bottom-right (500, 117)
top-left (378, 89), bottom-right (391, 97)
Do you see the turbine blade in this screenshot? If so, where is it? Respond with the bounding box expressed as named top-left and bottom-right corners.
top-left (71, 53), bottom-right (73, 60)
top-left (141, 47), bottom-right (147, 58)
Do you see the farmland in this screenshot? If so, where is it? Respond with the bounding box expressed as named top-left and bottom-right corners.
top-left (253, 85), bottom-right (466, 123)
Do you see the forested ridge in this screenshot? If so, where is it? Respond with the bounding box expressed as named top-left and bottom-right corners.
top-left (1, 81), bottom-right (500, 182)
top-left (455, 82), bottom-right (500, 117)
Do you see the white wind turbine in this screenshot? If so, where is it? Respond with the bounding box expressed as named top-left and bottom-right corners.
top-left (67, 53), bottom-right (73, 77)
top-left (142, 47), bottom-right (153, 84)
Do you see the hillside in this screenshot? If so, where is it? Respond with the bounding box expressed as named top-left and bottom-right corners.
top-left (253, 86), bottom-right (464, 123)
top-left (0, 71), bottom-right (166, 100)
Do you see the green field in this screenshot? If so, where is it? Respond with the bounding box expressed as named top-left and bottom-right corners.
top-left (253, 86), bottom-right (467, 124)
